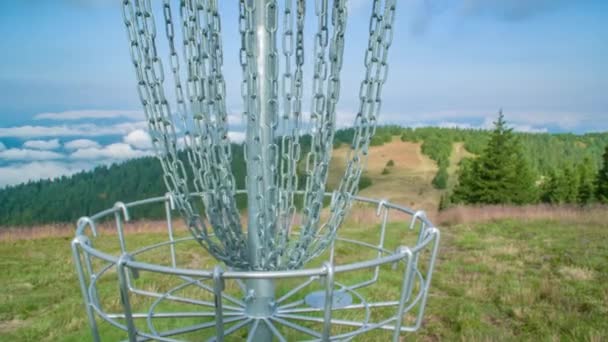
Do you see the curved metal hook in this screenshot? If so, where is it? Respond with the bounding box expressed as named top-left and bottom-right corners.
top-left (409, 210), bottom-right (427, 230)
top-left (114, 202), bottom-right (130, 222)
top-left (165, 192), bottom-right (176, 210)
top-left (76, 217), bottom-right (97, 237)
top-left (376, 199), bottom-right (388, 217)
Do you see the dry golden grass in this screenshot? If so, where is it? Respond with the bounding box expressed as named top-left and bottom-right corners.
top-left (0, 220), bottom-right (172, 242)
top-left (559, 266), bottom-right (596, 281)
top-left (434, 204), bottom-right (608, 226)
top-left (448, 142), bottom-right (474, 176)
top-left (330, 138), bottom-right (442, 214)
top-left (4, 203), bottom-right (606, 242)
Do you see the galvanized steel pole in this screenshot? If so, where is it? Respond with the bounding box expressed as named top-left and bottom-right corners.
top-left (245, 0), bottom-right (277, 340)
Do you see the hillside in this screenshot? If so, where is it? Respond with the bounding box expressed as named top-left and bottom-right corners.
top-left (330, 138), bottom-right (440, 214)
top-left (1, 127), bottom-right (608, 226)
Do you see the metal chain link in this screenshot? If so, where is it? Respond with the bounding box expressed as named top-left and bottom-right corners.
top-left (304, 0), bottom-right (398, 263)
top-left (288, 0), bottom-right (348, 269)
top-left (123, 0), bottom-right (397, 271)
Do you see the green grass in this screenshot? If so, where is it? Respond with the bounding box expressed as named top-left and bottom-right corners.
top-left (1, 218), bottom-right (607, 341)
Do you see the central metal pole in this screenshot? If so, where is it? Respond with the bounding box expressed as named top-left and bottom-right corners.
top-left (245, 0), bottom-right (277, 340)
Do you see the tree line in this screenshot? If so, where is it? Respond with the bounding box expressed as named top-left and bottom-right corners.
top-left (444, 112), bottom-right (608, 208)
top-left (0, 131), bottom-right (371, 226)
top-left (1, 124), bottom-right (607, 226)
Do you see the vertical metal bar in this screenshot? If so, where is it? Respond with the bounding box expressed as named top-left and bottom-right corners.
top-left (82, 246), bottom-right (99, 308)
top-left (165, 193), bottom-right (177, 268)
top-left (117, 255), bottom-right (138, 342)
top-left (414, 228), bottom-right (441, 330)
top-left (392, 247), bottom-right (413, 341)
top-left (406, 227), bottom-right (425, 300)
top-left (71, 237), bottom-right (100, 342)
top-left (246, 0), bottom-right (278, 268)
top-left (245, 1), bottom-right (277, 341)
top-left (329, 239), bottom-right (336, 265)
top-left (213, 266), bottom-right (225, 341)
top-left (245, 278), bottom-right (275, 341)
top-left (322, 261), bottom-right (335, 340)
top-left (115, 211), bottom-right (128, 254)
top-left (375, 202), bottom-right (389, 281)
top-left (406, 211), bottom-right (426, 300)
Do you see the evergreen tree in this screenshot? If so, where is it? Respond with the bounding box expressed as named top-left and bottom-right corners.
top-left (541, 170), bottom-right (568, 204)
top-left (511, 153), bottom-right (538, 204)
top-left (597, 145), bottom-right (608, 203)
top-left (562, 165), bottom-right (579, 203)
top-left (451, 111), bottom-right (537, 205)
top-left (432, 166), bottom-right (449, 189)
top-left (577, 157), bottom-right (596, 205)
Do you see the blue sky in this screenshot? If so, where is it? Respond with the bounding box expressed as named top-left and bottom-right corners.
top-left (0, 0), bottom-right (606, 187)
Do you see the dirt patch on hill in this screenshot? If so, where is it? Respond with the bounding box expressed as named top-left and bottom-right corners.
top-left (328, 138), bottom-right (441, 213)
top-left (448, 142), bottom-right (474, 175)
top-left (365, 139), bottom-right (437, 174)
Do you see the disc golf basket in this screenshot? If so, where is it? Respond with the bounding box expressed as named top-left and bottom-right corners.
top-left (72, 1), bottom-right (440, 341)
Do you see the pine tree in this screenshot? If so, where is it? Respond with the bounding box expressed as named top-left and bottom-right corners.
top-left (562, 165), bottom-right (579, 203)
top-left (451, 110), bottom-right (537, 205)
top-left (432, 166), bottom-right (449, 189)
top-left (577, 157), bottom-right (596, 205)
top-left (511, 153), bottom-right (538, 204)
top-left (541, 170), bottom-right (564, 204)
top-left (596, 145), bottom-right (608, 203)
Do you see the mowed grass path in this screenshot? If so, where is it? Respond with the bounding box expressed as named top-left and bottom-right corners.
top-left (1, 219), bottom-right (607, 341)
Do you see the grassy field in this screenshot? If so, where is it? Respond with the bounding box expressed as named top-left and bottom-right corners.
top-left (1, 142), bottom-right (606, 340)
top-left (1, 216), bottom-right (606, 341)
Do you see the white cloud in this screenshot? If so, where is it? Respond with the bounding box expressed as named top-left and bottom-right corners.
top-left (0, 161), bottom-right (89, 188)
top-left (34, 109), bottom-right (144, 121)
top-left (437, 119), bottom-right (548, 133)
top-left (23, 139), bottom-right (61, 150)
top-left (511, 125), bottom-right (548, 134)
top-left (503, 112), bottom-right (583, 130)
top-left (124, 129), bottom-right (153, 149)
top-left (64, 139), bottom-right (101, 150)
top-left (228, 114), bottom-right (243, 125)
top-left (378, 109), bottom-right (587, 131)
top-left (0, 148), bottom-right (64, 161)
top-left (0, 121), bottom-right (147, 138)
top-left (437, 121), bottom-right (478, 130)
top-left (478, 117), bottom-right (548, 133)
top-left (0, 142), bottom-right (5, 151)
top-left (228, 131), bottom-right (246, 143)
top-left (70, 143), bottom-right (152, 160)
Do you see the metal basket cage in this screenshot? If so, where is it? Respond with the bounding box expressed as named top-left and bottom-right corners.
top-left (72, 191), bottom-right (440, 341)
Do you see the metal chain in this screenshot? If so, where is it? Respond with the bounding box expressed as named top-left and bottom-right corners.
top-left (124, 0), bottom-right (247, 268)
top-left (291, 0), bottom-right (331, 268)
top-left (239, 0), bottom-right (269, 269)
top-left (123, 0), bottom-right (397, 271)
top-left (304, 0), bottom-right (397, 263)
top-left (287, 0), bottom-right (348, 269)
top-left (275, 0), bottom-right (305, 269)
top-left (185, 0), bottom-right (247, 267)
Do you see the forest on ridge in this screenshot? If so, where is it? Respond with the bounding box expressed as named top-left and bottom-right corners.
top-left (1, 120), bottom-right (608, 226)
